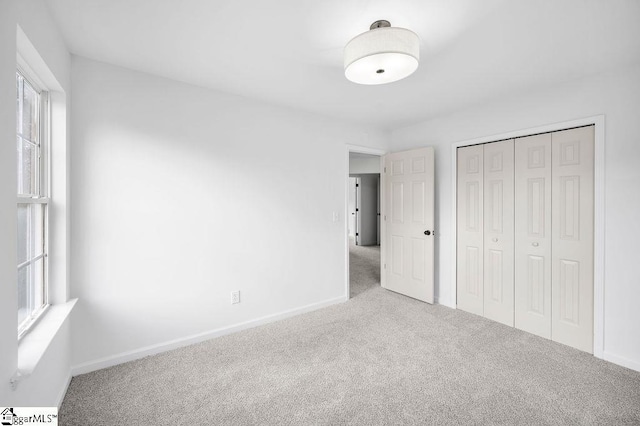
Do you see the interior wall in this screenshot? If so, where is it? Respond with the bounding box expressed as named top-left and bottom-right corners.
top-left (70, 56), bottom-right (388, 371)
top-left (0, 0), bottom-right (72, 406)
top-left (391, 63), bottom-right (640, 371)
top-left (349, 156), bottom-right (380, 174)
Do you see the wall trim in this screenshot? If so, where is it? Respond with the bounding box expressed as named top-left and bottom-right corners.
top-left (345, 144), bottom-right (386, 300)
top-left (55, 371), bottom-right (72, 408)
top-left (450, 115), bottom-right (606, 359)
top-left (603, 351), bottom-right (640, 373)
top-left (71, 296), bottom-right (345, 376)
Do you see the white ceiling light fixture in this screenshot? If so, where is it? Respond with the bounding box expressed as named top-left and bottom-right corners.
top-left (344, 20), bottom-right (420, 85)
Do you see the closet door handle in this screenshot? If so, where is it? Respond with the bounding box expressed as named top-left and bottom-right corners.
top-left (492, 238), bottom-right (498, 242)
top-left (532, 242), bottom-right (539, 247)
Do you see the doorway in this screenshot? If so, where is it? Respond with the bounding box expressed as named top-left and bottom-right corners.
top-left (345, 145), bottom-right (436, 303)
top-left (346, 148), bottom-right (384, 299)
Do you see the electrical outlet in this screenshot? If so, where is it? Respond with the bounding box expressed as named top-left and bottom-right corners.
top-left (231, 290), bottom-right (240, 304)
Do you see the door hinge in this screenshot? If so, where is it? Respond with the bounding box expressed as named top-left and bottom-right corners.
top-left (384, 263), bottom-right (386, 269)
top-left (384, 167), bottom-right (387, 173)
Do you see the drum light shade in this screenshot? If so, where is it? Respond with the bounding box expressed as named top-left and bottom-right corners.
top-left (344, 21), bottom-right (420, 85)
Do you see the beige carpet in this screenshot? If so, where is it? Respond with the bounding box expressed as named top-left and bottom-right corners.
top-left (60, 243), bottom-right (640, 425)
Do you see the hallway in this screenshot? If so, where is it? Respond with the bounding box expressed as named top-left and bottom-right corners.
top-left (349, 239), bottom-right (380, 298)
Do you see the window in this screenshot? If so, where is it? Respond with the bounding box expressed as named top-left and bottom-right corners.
top-left (16, 69), bottom-right (49, 337)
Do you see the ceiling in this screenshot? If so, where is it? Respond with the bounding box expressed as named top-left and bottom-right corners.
top-left (47, 0), bottom-right (640, 130)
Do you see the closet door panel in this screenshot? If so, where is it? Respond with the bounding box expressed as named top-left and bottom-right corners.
top-left (552, 127), bottom-right (594, 353)
top-left (457, 145), bottom-right (484, 315)
top-left (483, 140), bottom-right (515, 326)
top-left (515, 134), bottom-right (552, 338)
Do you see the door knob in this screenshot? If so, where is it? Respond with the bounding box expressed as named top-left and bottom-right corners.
top-left (532, 242), bottom-right (539, 247)
top-left (424, 230), bottom-right (431, 236)
top-left (492, 238), bottom-right (498, 242)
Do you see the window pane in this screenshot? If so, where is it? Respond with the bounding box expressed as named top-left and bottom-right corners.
top-left (18, 137), bottom-right (37, 195)
top-left (16, 74), bottom-right (22, 136)
top-left (16, 137), bottom-right (23, 194)
top-left (17, 204), bottom-right (29, 264)
top-left (17, 258), bottom-right (45, 332)
top-left (22, 79), bottom-right (38, 141)
top-left (33, 258), bottom-right (45, 313)
top-left (17, 265), bottom-right (29, 327)
top-left (18, 204), bottom-right (45, 259)
top-left (32, 204), bottom-right (44, 257)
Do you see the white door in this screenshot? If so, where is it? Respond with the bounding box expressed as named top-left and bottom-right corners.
top-left (483, 140), bottom-right (515, 326)
top-left (515, 133), bottom-right (552, 338)
top-left (551, 126), bottom-right (594, 353)
top-left (383, 147), bottom-right (435, 303)
top-left (457, 145), bottom-right (484, 315)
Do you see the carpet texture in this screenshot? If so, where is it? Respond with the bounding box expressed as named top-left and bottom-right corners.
top-left (349, 240), bottom-right (380, 298)
top-left (60, 243), bottom-right (640, 425)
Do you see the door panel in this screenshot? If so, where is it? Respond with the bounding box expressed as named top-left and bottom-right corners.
top-left (552, 126), bottom-right (594, 353)
top-left (383, 147), bottom-right (434, 303)
top-left (483, 140), bottom-right (515, 326)
top-left (515, 133), bottom-right (552, 338)
top-left (457, 145), bottom-right (484, 315)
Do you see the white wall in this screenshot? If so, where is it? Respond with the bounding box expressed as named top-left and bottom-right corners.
top-left (70, 57), bottom-right (388, 371)
top-left (0, 0), bottom-right (72, 406)
top-left (391, 63), bottom-right (640, 371)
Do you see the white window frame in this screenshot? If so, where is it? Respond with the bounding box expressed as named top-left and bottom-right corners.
top-left (16, 62), bottom-right (51, 339)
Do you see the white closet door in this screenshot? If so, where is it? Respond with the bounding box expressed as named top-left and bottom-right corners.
top-left (515, 134), bottom-right (552, 338)
top-left (483, 140), bottom-right (515, 326)
top-left (457, 145), bottom-right (484, 315)
top-left (551, 126), bottom-right (594, 353)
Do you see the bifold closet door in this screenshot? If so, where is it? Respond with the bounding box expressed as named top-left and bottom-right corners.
top-left (515, 134), bottom-right (552, 338)
top-left (483, 140), bottom-right (515, 326)
top-left (457, 145), bottom-right (484, 315)
top-left (551, 127), bottom-right (594, 353)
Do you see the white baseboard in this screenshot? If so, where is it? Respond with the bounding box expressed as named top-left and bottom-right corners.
top-left (55, 371), bottom-right (72, 408)
top-left (71, 296), bottom-right (345, 376)
top-left (436, 297), bottom-right (455, 309)
top-left (603, 351), bottom-right (640, 373)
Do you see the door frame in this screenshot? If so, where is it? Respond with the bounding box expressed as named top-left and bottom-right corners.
top-left (450, 115), bottom-right (605, 358)
top-left (345, 145), bottom-right (386, 300)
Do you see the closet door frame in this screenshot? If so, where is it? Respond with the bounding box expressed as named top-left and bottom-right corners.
top-left (450, 115), bottom-right (605, 359)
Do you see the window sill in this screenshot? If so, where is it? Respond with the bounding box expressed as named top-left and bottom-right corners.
top-left (12, 298), bottom-right (77, 389)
